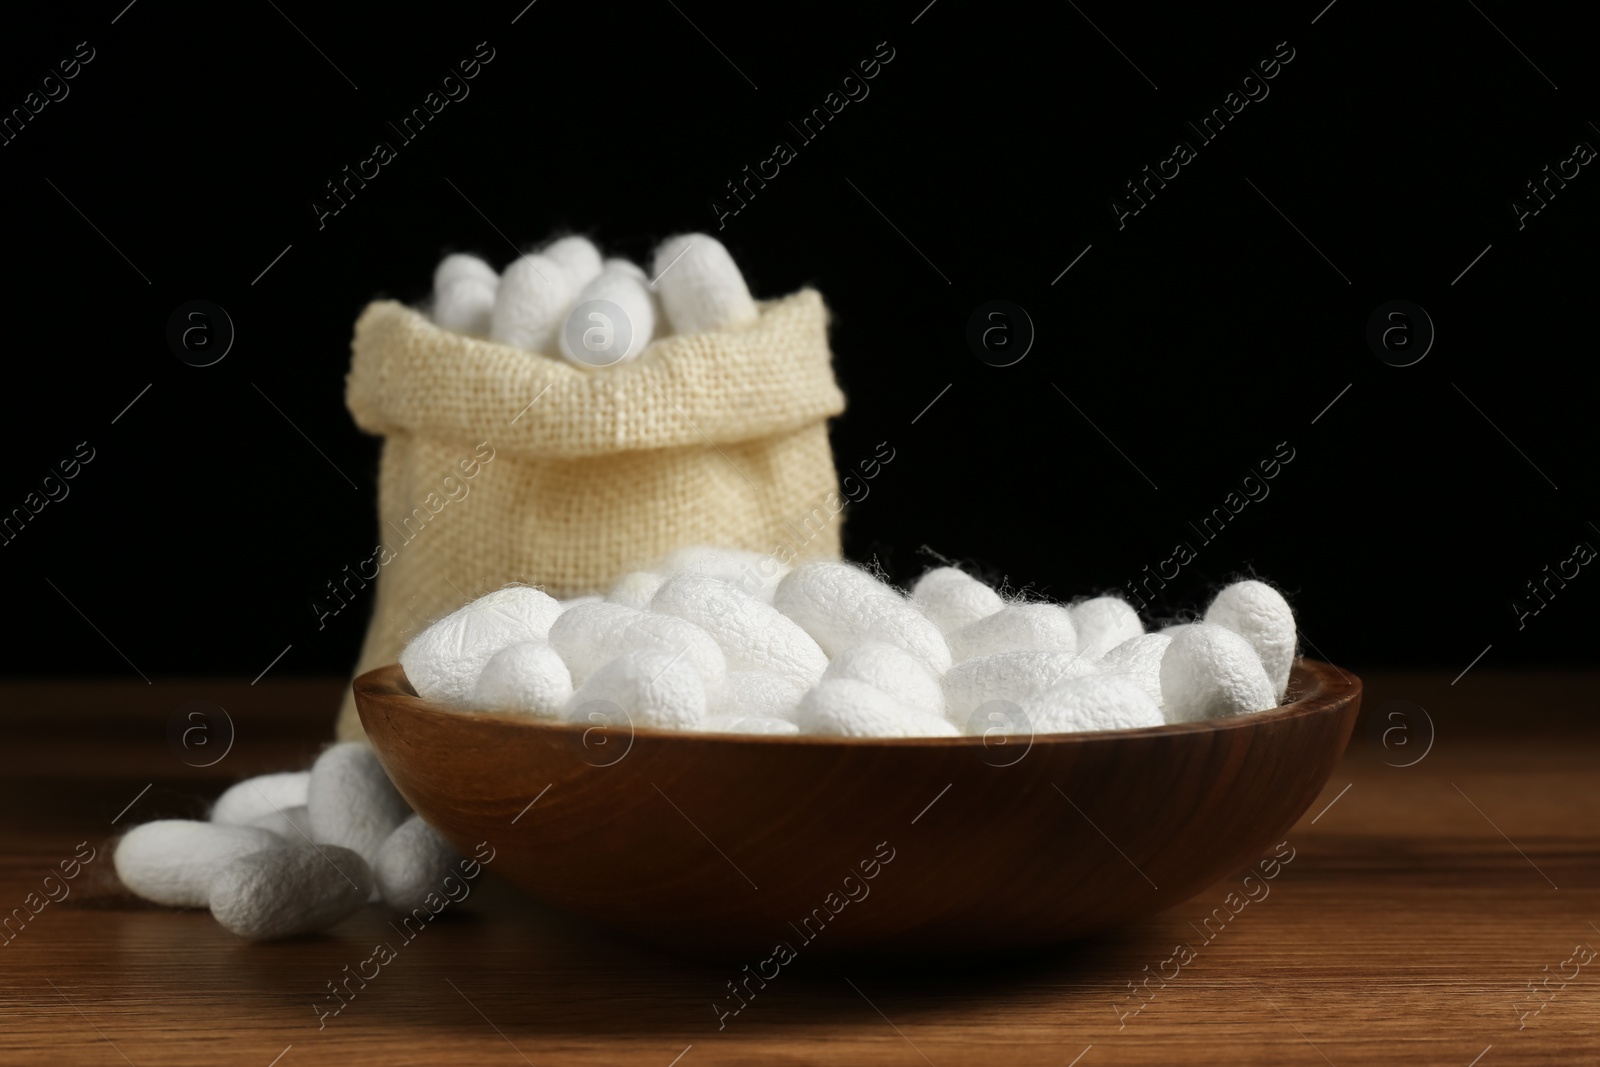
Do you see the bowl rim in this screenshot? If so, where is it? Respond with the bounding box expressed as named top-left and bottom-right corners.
top-left (354, 657), bottom-right (1360, 748)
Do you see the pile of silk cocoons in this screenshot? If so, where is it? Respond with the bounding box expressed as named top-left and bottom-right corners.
top-left (400, 547), bottom-right (1298, 740)
top-left (110, 552), bottom-right (1296, 939)
top-left (429, 231), bottom-right (757, 366)
top-left (112, 743), bottom-right (474, 941)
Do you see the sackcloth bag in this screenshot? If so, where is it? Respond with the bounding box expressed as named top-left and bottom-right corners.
top-left (333, 287), bottom-right (847, 739)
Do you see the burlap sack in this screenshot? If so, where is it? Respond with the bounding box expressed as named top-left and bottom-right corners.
top-left (334, 288), bottom-right (847, 739)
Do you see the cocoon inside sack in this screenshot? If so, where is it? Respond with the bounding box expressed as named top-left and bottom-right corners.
top-left (947, 603), bottom-right (1077, 663)
top-left (547, 602), bottom-right (726, 690)
top-left (651, 233), bottom-right (758, 335)
top-left (1160, 622), bottom-right (1277, 723)
top-left (603, 256), bottom-right (646, 280)
top-left (1069, 596), bottom-right (1145, 659)
top-left (941, 649), bottom-right (1099, 724)
top-left (114, 821), bottom-right (284, 908)
top-left (400, 586), bottom-right (563, 706)
top-left (823, 641), bottom-right (945, 716)
top-left (651, 573), bottom-right (828, 684)
top-left (1017, 674), bottom-right (1164, 735)
top-left (774, 562), bottom-right (951, 674)
top-left (1098, 632), bottom-right (1172, 707)
top-left (210, 843), bottom-right (373, 941)
top-left (796, 678), bottom-right (958, 738)
top-left (435, 251), bottom-right (496, 287)
top-left (306, 743), bottom-right (413, 869)
top-left (374, 814), bottom-right (461, 912)
top-left (490, 252), bottom-right (573, 354)
top-left (431, 253), bottom-right (498, 335)
top-left (541, 235), bottom-right (602, 290)
top-left (433, 282), bottom-right (497, 336)
top-left (558, 263), bottom-right (657, 367)
top-left (564, 648), bottom-right (707, 731)
top-left (1203, 579), bottom-right (1297, 700)
top-left (210, 771), bottom-right (310, 826)
top-left (434, 252), bottom-right (497, 291)
top-left (911, 566), bottom-right (1005, 634)
top-left (471, 640), bottom-right (572, 718)
top-left (708, 670), bottom-right (808, 722)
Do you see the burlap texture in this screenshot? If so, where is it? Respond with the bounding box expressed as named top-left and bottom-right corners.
top-left (334, 288), bottom-right (846, 739)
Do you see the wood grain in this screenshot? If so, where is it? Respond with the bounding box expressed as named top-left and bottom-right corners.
top-left (1, 671), bottom-right (1597, 1065)
top-left (354, 659), bottom-right (1360, 954)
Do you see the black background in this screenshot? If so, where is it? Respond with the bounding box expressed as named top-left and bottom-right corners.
top-left (1, 0), bottom-right (1594, 682)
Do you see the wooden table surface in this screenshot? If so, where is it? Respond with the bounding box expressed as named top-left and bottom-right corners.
top-left (2, 671), bottom-right (1596, 1066)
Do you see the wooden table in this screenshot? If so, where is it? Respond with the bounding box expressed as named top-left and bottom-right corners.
top-left (2, 672), bottom-right (1596, 1066)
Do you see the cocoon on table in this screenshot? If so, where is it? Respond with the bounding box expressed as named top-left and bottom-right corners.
top-left (209, 771), bottom-right (310, 826)
top-left (210, 843), bottom-right (373, 941)
top-left (246, 804), bottom-right (314, 842)
top-left (113, 821), bottom-right (283, 908)
top-left (374, 814), bottom-right (461, 911)
top-left (337, 287), bottom-right (847, 740)
top-left (307, 743), bottom-right (413, 869)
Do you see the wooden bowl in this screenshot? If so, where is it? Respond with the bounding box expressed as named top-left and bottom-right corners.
top-left (354, 659), bottom-right (1360, 955)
